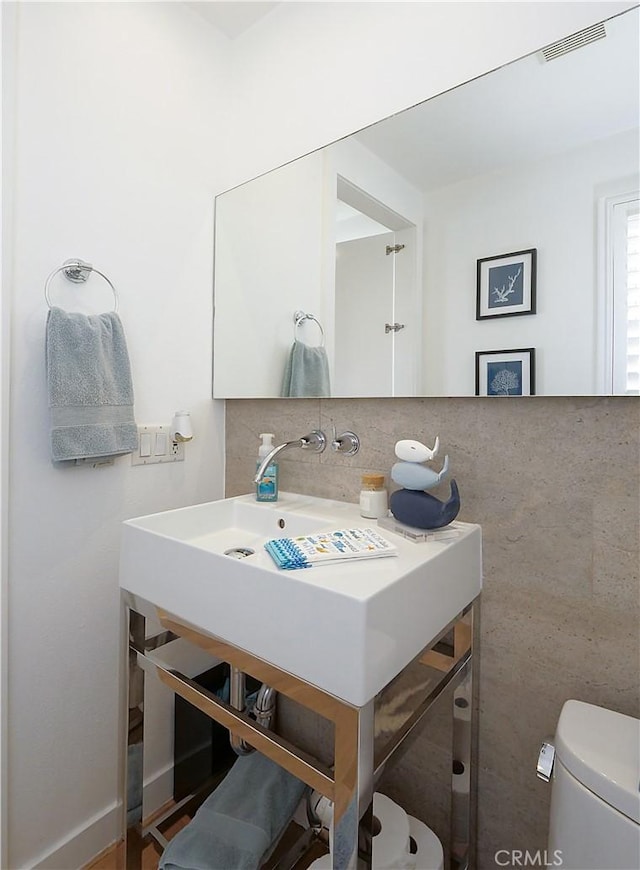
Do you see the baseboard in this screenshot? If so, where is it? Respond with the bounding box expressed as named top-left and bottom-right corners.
top-left (30, 763), bottom-right (174, 870)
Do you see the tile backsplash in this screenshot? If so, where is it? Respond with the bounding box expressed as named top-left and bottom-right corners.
top-left (226, 396), bottom-right (639, 866)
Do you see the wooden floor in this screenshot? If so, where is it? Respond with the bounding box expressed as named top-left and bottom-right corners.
top-left (86, 837), bottom-right (164, 870)
top-left (84, 813), bottom-right (191, 870)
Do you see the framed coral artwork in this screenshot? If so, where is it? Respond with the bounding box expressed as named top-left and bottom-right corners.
top-left (476, 248), bottom-right (537, 319)
top-left (475, 348), bottom-right (536, 396)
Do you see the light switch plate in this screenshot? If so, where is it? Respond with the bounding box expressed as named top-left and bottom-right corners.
top-left (132, 424), bottom-right (184, 465)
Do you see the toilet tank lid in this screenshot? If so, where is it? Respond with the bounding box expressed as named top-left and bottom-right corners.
top-left (555, 700), bottom-right (640, 824)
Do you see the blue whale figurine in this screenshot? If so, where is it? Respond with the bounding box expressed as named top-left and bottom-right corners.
top-left (391, 455), bottom-right (449, 491)
top-left (390, 480), bottom-right (460, 530)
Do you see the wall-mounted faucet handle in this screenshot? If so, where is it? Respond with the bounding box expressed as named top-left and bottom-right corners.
top-left (300, 430), bottom-right (327, 453)
top-left (331, 427), bottom-right (360, 456)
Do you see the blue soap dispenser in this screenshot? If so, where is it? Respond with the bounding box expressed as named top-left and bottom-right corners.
top-left (256, 433), bottom-right (279, 502)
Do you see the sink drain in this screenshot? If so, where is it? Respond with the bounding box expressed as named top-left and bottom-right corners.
top-left (224, 547), bottom-right (255, 559)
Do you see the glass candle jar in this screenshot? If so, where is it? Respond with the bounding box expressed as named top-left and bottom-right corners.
top-left (359, 473), bottom-right (388, 519)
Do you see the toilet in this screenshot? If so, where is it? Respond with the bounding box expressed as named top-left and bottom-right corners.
top-left (545, 700), bottom-right (640, 870)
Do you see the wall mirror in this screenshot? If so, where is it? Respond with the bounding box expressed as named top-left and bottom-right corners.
top-left (213, 7), bottom-right (639, 398)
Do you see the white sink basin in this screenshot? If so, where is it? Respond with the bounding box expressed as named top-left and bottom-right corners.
top-left (120, 492), bottom-right (482, 706)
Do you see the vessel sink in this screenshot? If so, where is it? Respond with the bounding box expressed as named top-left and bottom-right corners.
top-left (120, 492), bottom-right (482, 706)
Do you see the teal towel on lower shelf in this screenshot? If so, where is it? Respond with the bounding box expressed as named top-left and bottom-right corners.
top-left (159, 752), bottom-right (307, 870)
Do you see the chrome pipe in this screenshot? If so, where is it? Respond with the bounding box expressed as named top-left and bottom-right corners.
top-left (253, 683), bottom-right (277, 730)
top-left (229, 669), bottom-right (278, 754)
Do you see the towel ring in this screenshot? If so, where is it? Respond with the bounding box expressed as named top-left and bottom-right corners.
top-left (294, 310), bottom-right (325, 347)
top-left (44, 259), bottom-right (119, 313)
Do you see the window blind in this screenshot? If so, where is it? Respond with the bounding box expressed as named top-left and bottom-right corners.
top-left (624, 208), bottom-right (640, 394)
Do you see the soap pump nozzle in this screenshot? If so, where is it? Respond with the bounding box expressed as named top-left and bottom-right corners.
top-left (258, 433), bottom-right (275, 458)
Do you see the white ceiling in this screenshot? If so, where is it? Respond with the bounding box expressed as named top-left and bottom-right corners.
top-left (186, 1), bottom-right (280, 39)
top-left (355, 7), bottom-right (639, 192)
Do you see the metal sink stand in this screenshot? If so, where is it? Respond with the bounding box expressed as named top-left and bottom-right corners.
top-left (120, 593), bottom-right (479, 870)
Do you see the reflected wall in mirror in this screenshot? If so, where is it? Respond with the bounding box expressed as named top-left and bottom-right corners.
top-left (213, 8), bottom-right (639, 398)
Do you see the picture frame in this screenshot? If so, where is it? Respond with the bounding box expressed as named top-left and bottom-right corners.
top-left (476, 248), bottom-right (537, 319)
top-left (475, 348), bottom-right (536, 396)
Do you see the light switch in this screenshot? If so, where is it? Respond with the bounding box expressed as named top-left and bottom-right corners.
top-left (132, 424), bottom-right (184, 465)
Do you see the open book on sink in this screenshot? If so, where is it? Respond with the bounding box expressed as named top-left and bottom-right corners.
top-left (264, 527), bottom-right (398, 570)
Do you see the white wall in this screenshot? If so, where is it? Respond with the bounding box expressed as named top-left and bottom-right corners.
top-left (5, 2), bottom-right (231, 866)
top-left (214, 134), bottom-right (425, 398)
top-left (329, 138), bottom-right (424, 229)
top-left (422, 129), bottom-right (640, 395)
top-left (3, 1), bottom-right (636, 867)
top-left (213, 151), bottom-right (327, 397)
top-left (0, 3), bottom-right (17, 862)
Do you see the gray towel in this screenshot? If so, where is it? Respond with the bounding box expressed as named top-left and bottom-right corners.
top-left (46, 306), bottom-right (138, 462)
top-left (159, 752), bottom-right (307, 870)
top-left (281, 340), bottom-right (331, 397)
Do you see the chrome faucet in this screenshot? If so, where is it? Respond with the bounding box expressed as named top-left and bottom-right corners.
top-left (253, 430), bottom-right (327, 485)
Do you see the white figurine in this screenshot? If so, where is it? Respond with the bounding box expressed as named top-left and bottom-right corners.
top-left (391, 437), bottom-right (448, 491)
top-left (394, 436), bottom-right (439, 463)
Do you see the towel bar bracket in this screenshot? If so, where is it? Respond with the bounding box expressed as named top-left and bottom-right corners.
top-left (63, 258), bottom-right (92, 283)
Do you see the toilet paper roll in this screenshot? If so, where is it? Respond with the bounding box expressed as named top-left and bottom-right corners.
top-left (309, 792), bottom-right (416, 870)
top-left (308, 792), bottom-right (412, 869)
top-left (407, 815), bottom-right (444, 870)
top-left (372, 793), bottom-right (412, 870)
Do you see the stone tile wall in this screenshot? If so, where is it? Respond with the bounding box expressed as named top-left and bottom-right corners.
top-left (226, 397), bottom-right (639, 867)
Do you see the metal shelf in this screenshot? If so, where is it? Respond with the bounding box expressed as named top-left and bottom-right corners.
top-left (120, 594), bottom-right (479, 869)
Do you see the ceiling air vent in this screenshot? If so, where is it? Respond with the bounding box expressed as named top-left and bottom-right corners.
top-left (540, 22), bottom-right (606, 62)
